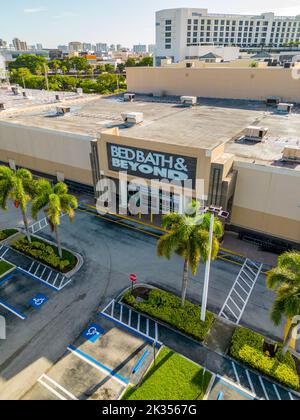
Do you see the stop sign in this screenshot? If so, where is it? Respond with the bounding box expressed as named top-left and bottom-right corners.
top-left (130, 274), bottom-right (137, 283)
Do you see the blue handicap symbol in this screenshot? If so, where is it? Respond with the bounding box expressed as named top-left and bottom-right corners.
top-left (82, 323), bottom-right (105, 343)
top-left (29, 294), bottom-right (49, 309)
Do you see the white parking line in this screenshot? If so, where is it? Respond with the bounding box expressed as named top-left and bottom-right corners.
top-left (38, 374), bottom-right (78, 401)
top-left (0, 302), bottom-right (26, 320)
top-left (246, 370), bottom-right (255, 395)
top-left (232, 362), bottom-right (240, 384)
top-left (289, 392), bottom-right (294, 401)
top-left (273, 384), bottom-right (282, 400)
top-left (259, 376), bottom-right (269, 400)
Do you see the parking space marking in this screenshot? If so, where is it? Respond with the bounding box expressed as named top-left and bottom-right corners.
top-left (38, 374), bottom-right (78, 401)
top-left (232, 362), bottom-right (240, 385)
top-left (0, 299), bottom-right (26, 320)
top-left (67, 345), bottom-right (128, 387)
top-left (245, 370), bottom-right (255, 395)
top-left (273, 384), bottom-right (282, 401)
top-left (259, 376), bottom-right (269, 400)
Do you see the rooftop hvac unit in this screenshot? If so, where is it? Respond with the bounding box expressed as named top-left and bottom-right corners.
top-left (282, 146), bottom-right (300, 163)
top-left (186, 62), bottom-right (195, 68)
top-left (0, 103), bottom-right (4, 111)
top-left (56, 106), bottom-right (71, 115)
top-left (266, 96), bottom-right (281, 107)
top-left (244, 126), bottom-right (269, 142)
top-left (277, 103), bottom-right (294, 114)
top-left (121, 112), bottom-right (143, 124)
top-left (124, 93), bottom-right (135, 102)
top-left (181, 96), bottom-right (197, 106)
top-left (22, 91), bottom-right (28, 98)
top-left (76, 88), bottom-right (83, 96)
top-left (11, 86), bottom-right (21, 96)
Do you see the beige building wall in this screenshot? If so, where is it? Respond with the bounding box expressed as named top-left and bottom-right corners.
top-left (127, 67), bottom-right (300, 102)
top-left (0, 122), bottom-right (94, 185)
top-left (232, 161), bottom-right (300, 243)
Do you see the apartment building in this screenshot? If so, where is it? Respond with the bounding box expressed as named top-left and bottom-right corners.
top-left (156, 8), bottom-right (300, 64)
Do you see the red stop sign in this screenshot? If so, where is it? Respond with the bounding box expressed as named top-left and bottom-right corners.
top-left (130, 274), bottom-right (137, 283)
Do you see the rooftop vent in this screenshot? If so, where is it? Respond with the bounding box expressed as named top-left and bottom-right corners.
top-left (121, 112), bottom-right (143, 125)
top-left (124, 93), bottom-right (135, 102)
top-left (181, 96), bottom-right (197, 106)
top-left (11, 86), bottom-right (21, 96)
top-left (22, 91), bottom-right (28, 98)
top-left (55, 94), bottom-right (61, 102)
top-left (277, 103), bottom-right (294, 114)
top-left (186, 62), bottom-right (195, 68)
top-left (282, 146), bottom-right (300, 164)
top-left (244, 126), bottom-right (269, 142)
top-left (56, 106), bottom-right (71, 115)
top-left (266, 96), bottom-right (281, 107)
top-left (0, 103), bottom-right (4, 111)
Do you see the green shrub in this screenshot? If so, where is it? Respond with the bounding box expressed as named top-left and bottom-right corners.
top-left (0, 229), bottom-right (18, 241)
top-left (0, 260), bottom-right (14, 277)
top-left (123, 289), bottom-right (214, 342)
top-left (12, 237), bottom-right (76, 273)
top-left (230, 327), bottom-right (299, 390)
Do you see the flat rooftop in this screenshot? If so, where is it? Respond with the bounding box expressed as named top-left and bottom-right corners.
top-left (1, 92), bottom-right (300, 166)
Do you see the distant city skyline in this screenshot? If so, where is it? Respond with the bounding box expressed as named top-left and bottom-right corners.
top-left (1, 0), bottom-right (300, 48)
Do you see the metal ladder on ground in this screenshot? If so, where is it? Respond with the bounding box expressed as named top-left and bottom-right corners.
top-left (219, 258), bottom-right (263, 324)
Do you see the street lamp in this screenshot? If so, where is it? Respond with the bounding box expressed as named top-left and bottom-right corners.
top-left (200, 206), bottom-right (230, 322)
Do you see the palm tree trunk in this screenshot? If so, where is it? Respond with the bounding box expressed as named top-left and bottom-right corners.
top-left (21, 208), bottom-right (31, 244)
top-left (54, 225), bottom-right (63, 258)
top-left (283, 320), bottom-right (300, 355)
top-left (181, 259), bottom-right (189, 308)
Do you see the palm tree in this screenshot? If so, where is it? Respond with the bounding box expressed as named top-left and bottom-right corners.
top-left (31, 180), bottom-right (78, 258)
top-left (157, 201), bottom-right (224, 308)
top-left (0, 166), bottom-right (33, 243)
top-left (267, 252), bottom-right (300, 355)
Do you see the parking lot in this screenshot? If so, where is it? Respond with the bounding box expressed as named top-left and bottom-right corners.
top-left (22, 316), bottom-right (154, 400)
top-left (0, 270), bottom-right (55, 321)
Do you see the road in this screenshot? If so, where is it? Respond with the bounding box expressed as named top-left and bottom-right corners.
top-left (0, 206), bottom-right (296, 399)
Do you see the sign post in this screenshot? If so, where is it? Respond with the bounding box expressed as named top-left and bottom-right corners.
top-left (201, 213), bottom-right (214, 322)
top-left (130, 274), bottom-right (137, 292)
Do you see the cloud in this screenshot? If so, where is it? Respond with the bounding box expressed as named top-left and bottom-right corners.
top-left (24, 8), bottom-right (47, 14)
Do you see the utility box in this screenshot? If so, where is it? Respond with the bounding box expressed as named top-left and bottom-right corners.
top-left (244, 126), bottom-right (269, 142)
top-left (124, 93), bottom-right (135, 102)
top-left (180, 96), bottom-right (197, 106)
top-left (277, 103), bottom-right (294, 114)
top-left (57, 106), bottom-right (71, 115)
top-left (121, 112), bottom-right (144, 124)
top-left (282, 146), bottom-right (300, 163)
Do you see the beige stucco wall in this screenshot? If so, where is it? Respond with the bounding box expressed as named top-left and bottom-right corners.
top-left (127, 67), bottom-right (300, 102)
top-left (232, 161), bottom-right (300, 243)
top-left (0, 122), bottom-right (94, 185)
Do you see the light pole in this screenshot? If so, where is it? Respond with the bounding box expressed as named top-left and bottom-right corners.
top-left (201, 212), bottom-right (214, 322)
top-left (200, 207), bottom-right (230, 322)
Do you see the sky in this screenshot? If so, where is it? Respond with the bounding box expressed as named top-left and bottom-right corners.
top-left (1, 0), bottom-right (300, 48)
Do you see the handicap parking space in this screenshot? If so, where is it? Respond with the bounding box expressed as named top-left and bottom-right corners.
top-left (23, 315), bottom-right (154, 400)
top-left (0, 271), bottom-right (55, 321)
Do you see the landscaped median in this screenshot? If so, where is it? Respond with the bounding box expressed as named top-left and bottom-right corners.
top-left (0, 229), bottom-right (18, 242)
top-left (123, 287), bottom-right (215, 342)
top-left (122, 347), bottom-right (212, 400)
top-left (0, 260), bottom-right (15, 279)
top-left (230, 327), bottom-right (300, 391)
top-left (11, 236), bottom-right (78, 274)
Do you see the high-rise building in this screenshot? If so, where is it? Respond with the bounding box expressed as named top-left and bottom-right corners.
top-left (148, 44), bottom-right (156, 54)
top-left (96, 43), bottom-right (108, 52)
top-left (156, 8), bottom-right (300, 64)
top-left (68, 42), bottom-right (83, 53)
top-left (133, 44), bottom-right (147, 54)
top-left (13, 38), bottom-right (28, 51)
top-left (0, 39), bottom-right (7, 49)
top-left (36, 43), bottom-right (43, 50)
top-left (57, 45), bottom-right (68, 53)
top-left (83, 43), bottom-right (93, 51)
